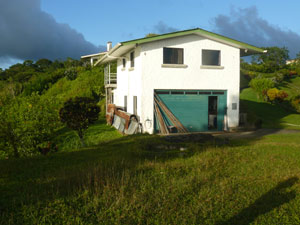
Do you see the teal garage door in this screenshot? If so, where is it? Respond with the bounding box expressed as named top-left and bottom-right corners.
top-left (154, 90), bottom-right (227, 133)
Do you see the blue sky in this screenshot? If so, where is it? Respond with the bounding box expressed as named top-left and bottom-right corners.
top-left (40, 0), bottom-right (300, 44)
top-left (1, 0), bottom-right (300, 68)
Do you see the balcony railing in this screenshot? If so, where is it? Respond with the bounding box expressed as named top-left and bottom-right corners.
top-left (104, 66), bottom-right (117, 87)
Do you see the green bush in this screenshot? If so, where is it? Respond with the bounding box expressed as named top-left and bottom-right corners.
top-left (291, 95), bottom-right (300, 112)
top-left (64, 67), bottom-right (78, 81)
top-left (249, 78), bottom-right (275, 100)
top-left (0, 93), bottom-right (61, 158)
top-left (267, 88), bottom-right (279, 101)
top-left (273, 72), bottom-right (284, 84)
top-left (266, 88), bottom-right (288, 103)
top-left (59, 97), bottom-right (100, 146)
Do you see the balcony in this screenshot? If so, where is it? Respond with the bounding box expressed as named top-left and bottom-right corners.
top-left (104, 66), bottom-right (117, 88)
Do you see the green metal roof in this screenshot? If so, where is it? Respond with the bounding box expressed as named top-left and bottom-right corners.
top-left (121, 28), bottom-right (265, 53)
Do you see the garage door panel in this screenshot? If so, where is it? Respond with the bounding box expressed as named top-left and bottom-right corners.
top-left (155, 90), bottom-right (227, 132)
top-left (158, 94), bottom-right (208, 132)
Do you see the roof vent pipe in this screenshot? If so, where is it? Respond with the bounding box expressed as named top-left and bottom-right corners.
top-left (107, 42), bottom-right (112, 51)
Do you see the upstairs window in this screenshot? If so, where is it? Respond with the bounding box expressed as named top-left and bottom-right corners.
top-left (202, 50), bottom-right (221, 66)
top-left (130, 51), bottom-right (135, 68)
top-left (122, 58), bottom-right (126, 68)
top-left (163, 47), bottom-right (184, 64)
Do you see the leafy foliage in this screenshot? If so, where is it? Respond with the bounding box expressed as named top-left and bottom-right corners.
top-left (64, 67), bottom-right (78, 80)
top-left (0, 94), bottom-right (61, 158)
top-left (251, 46), bottom-right (289, 72)
top-left (267, 88), bottom-right (288, 103)
top-left (291, 95), bottom-right (300, 112)
top-left (249, 77), bottom-right (275, 100)
top-left (59, 97), bottom-right (100, 146)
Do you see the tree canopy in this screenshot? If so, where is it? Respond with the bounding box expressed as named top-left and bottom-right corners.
top-left (251, 46), bottom-right (289, 72)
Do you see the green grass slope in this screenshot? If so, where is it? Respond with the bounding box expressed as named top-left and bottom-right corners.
top-left (280, 76), bottom-right (300, 100)
top-left (240, 71), bottom-right (300, 129)
top-left (240, 88), bottom-right (300, 129)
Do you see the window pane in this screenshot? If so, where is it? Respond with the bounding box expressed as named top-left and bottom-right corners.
top-left (130, 52), bottom-right (134, 67)
top-left (202, 50), bottom-right (220, 66)
top-left (171, 91), bottom-right (184, 95)
top-left (185, 91), bottom-right (197, 95)
top-left (133, 96), bottom-right (137, 115)
top-left (163, 47), bottom-right (183, 64)
top-left (212, 91), bottom-right (224, 95)
top-left (124, 96), bottom-right (127, 112)
top-left (156, 91), bottom-right (170, 94)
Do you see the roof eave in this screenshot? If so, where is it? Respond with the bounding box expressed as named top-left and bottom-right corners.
top-left (94, 43), bottom-right (123, 65)
top-left (81, 52), bottom-right (107, 59)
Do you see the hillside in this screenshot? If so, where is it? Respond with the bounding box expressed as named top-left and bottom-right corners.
top-left (0, 59), bottom-right (110, 158)
top-left (240, 87), bottom-right (300, 129)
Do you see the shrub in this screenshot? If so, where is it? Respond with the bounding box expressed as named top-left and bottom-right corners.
top-left (273, 72), bottom-right (284, 84)
top-left (267, 88), bottom-right (288, 103)
top-left (289, 70), bottom-right (297, 76)
top-left (250, 78), bottom-right (275, 100)
top-left (277, 90), bottom-right (289, 101)
top-left (0, 93), bottom-right (61, 158)
top-left (267, 88), bottom-right (279, 102)
top-left (291, 95), bottom-right (300, 112)
top-left (64, 67), bottom-right (78, 81)
top-left (59, 97), bottom-right (100, 146)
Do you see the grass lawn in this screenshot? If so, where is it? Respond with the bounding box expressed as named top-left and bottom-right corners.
top-left (240, 88), bottom-right (300, 129)
top-left (1, 119), bottom-right (300, 224)
top-left (280, 76), bottom-right (300, 99)
top-left (53, 118), bottom-right (123, 152)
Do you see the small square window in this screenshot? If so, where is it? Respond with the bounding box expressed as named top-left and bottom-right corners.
top-left (202, 50), bottom-right (220, 66)
top-left (130, 52), bottom-right (134, 68)
top-left (163, 47), bottom-right (184, 64)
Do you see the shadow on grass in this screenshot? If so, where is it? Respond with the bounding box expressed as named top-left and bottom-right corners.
top-left (0, 132), bottom-right (209, 213)
top-left (53, 118), bottom-right (122, 151)
top-left (213, 98), bottom-right (300, 146)
top-left (219, 177), bottom-right (298, 225)
top-left (240, 99), bottom-right (293, 129)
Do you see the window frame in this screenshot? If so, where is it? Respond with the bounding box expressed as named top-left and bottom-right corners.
top-left (122, 58), bottom-right (126, 68)
top-left (130, 51), bottom-right (135, 68)
top-left (133, 96), bottom-right (137, 115)
top-left (202, 49), bottom-right (221, 66)
top-left (163, 47), bottom-right (184, 65)
top-left (124, 95), bottom-right (127, 112)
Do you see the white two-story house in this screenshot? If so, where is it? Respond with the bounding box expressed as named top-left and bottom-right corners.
top-left (82, 28), bottom-right (265, 134)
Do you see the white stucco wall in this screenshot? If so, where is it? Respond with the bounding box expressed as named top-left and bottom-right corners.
top-left (114, 46), bottom-right (143, 117)
top-left (114, 34), bottom-right (240, 133)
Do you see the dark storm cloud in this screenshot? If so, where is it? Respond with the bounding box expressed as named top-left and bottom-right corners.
top-left (213, 6), bottom-right (300, 58)
top-left (154, 21), bottom-right (178, 34)
top-left (0, 0), bottom-right (103, 63)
